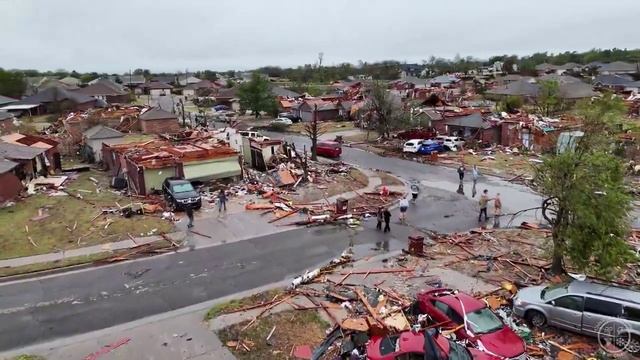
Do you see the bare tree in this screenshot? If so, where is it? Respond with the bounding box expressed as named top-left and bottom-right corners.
top-left (303, 104), bottom-right (327, 161)
top-left (367, 81), bottom-right (409, 138)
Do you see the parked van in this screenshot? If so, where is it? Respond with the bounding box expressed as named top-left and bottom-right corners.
top-left (316, 141), bottom-right (342, 158)
top-left (238, 131), bottom-right (270, 140)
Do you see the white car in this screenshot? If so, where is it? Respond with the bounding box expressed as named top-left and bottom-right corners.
top-left (271, 117), bottom-right (293, 126)
top-left (437, 136), bottom-right (465, 151)
top-left (403, 139), bottom-right (424, 153)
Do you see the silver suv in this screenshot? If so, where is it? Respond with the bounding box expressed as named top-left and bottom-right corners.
top-left (513, 280), bottom-right (640, 354)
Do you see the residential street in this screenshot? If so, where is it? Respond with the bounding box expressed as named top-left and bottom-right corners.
top-left (0, 132), bottom-right (543, 352)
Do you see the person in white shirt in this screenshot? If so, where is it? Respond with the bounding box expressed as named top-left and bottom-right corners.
top-left (399, 197), bottom-right (409, 224)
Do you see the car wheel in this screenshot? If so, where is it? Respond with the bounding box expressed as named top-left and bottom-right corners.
top-left (618, 334), bottom-right (640, 355)
top-left (526, 310), bottom-right (546, 328)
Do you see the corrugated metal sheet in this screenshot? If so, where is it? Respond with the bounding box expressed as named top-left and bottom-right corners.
top-left (183, 158), bottom-right (240, 181)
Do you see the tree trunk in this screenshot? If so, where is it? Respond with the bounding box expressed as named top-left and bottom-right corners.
top-left (550, 234), bottom-right (564, 275)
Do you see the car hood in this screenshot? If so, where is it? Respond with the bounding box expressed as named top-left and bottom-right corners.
top-left (515, 285), bottom-right (545, 304)
top-left (477, 327), bottom-right (525, 358)
top-left (173, 191), bottom-right (200, 199)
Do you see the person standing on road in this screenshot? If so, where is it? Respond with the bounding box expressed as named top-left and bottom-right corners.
top-left (185, 204), bottom-right (194, 228)
top-left (218, 188), bottom-right (227, 213)
top-left (376, 207), bottom-right (383, 230)
top-left (472, 165), bottom-right (480, 184)
top-left (478, 189), bottom-right (491, 222)
top-left (457, 164), bottom-right (465, 182)
top-left (399, 197), bottom-right (409, 223)
top-left (493, 193), bottom-right (502, 216)
top-left (410, 183), bottom-right (420, 202)
top-left (383, 207), bottom-right (391, 233)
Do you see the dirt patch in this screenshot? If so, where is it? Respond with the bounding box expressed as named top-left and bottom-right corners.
top-left (375, 171), bottom-right (403, 187)
top-left (205, 289), bottom-right (284, 320)
top-left (293, 168), bottom-right (368, 203)
top-left (218, 310), bottom-right (329, 360)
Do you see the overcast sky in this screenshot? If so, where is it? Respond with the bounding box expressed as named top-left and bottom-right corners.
top-left (1, 0), bottom-right (639, 73)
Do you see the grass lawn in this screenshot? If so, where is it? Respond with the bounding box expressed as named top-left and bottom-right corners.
top-left (205, 289), bottom-right (284, 321)
top-left (0, 170), bottom-right (174, 260)
top-left (121, 133), bottom-right (157, 143)
top-left (0, 251), bottom-right (112, 277)
top-left (9, 355), bottom-right (46, 360)
top-left (218, 310), bottom-right (329, 360)
top-left (456, 151), bottom-right (535, 178)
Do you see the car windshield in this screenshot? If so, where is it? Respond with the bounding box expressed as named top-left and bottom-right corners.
top-left (465, 308), bottom-right (503, 334)
top-left (448, 340), bottom-right (472, 360)
top-left (172, 183), bottom-right (195, 193)
top-left (541, 283), bottom-right (569, 300)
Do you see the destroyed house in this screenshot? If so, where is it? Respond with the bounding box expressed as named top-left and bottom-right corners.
top-left (244, 138), bottom-right (283, 171)
top-left (103, 140), bottom-right (241, 195)
top-left (0, 157), bottom-right (21, 202)
top-left (0, 133), bottom-right (61, 173)
top-left (444, 113), bottom-right (499, 144)
top-left (0, 141), bottom-right (48, 180)
top-left (82, 125), bottom-right (125, 162)
top-left (11, 86), bottom-right (98, 115)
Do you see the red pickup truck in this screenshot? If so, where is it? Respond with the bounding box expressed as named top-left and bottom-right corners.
top-left (315, 141), bottom-right (342, 158)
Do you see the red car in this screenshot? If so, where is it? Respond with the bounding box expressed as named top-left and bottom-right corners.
top-left (416, 288), bottom-right (526, 359)
top-left (367, 330), bottom-right (497, 360)
top-left (315, 140), bottom-right (342, 158)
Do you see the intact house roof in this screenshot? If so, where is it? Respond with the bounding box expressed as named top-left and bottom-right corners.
top-left (14, 86), bottom-right (96, 105)
top-left (0, 95), bottom-right (18, 106)
top-left (141, 81), bottom-right (174, 90)
top-left (428, 75), bottom-right (460, 85)
top-left (184, 80), bottom-right (218, 90)
top-left (139, 107), bottom-right (178, 121)
top-left (84, 125), bottom-right (124, 140)
top-left (486, 79), bottom-right (539, 97)
top-left (74, 79), bottom-right (128, 97)
top-left (0, 141), bottom-right (46, 160)
top-left (213, 87), bottom-right (237, 99)
top-left (0, 157), bottom-right (18, 173)
top-left (558, 82), bottom-right (598, 99)
top-left (444, 113), bottom-right (491, 129)
top-left (400, 76), bottom-right (429, 87)
top-left (594, 74), bottom-right (635, 87)
top-left (59, 76), bottom-right (82, 87)
top-left (178, 76), bottom-right (202, 86)
top-left (597, 61), bottom-right (639, 73)
top-left (117, 74), bottom-right (146, 85)
top-left (538, 74), bottom-right (583, 84)
top-left (270, 86), bottom-right (301, 98)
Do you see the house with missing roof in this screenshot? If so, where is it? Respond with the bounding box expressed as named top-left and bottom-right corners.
top-left (0, 141), bottom-right (49, 181)
top-left (0, 133), bottom-right (61, 173)
top-left (139, 107), bottom-right (181, 134)
top-left (297, 100), bottom-right (339, 121)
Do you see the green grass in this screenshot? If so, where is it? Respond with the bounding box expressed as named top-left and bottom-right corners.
top-left (0, 170), bottom-right (174, 260)
top-left (376, 170), bottom-right (404, 187)
top-left (0, 252), bottom-right (112, 277)
top-left (10, 355), bottom-right (46, 360)
top-left (205, 289), bottom-right (284, 321)
top-left (121, 134), bottom-right (157, 143)
top-left (217, 310), bottom-right (329, 360)
top-left (288, 121), bottom-right (355, 134)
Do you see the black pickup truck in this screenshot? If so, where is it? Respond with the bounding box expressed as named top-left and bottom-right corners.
top-left (162, 178), bottom-right (201, 211)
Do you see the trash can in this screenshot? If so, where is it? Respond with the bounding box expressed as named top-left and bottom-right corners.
top-left (408, 235), bottom-right (424, 256)
top-left (335, 197), bottom-right (348, 215)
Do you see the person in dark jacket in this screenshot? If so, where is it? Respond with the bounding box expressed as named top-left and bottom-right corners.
top-left (185, 205), bottom-right (194, 228)
top-left (376, 207), bottom-right (383, 230)
top-left (383, 207), bottom-right (391, 233)
top-left (457, 164), bottom-right (465, 181)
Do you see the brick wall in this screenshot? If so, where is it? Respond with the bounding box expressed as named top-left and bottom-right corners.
top-left (140, 118), bottom-right (181, 134)
top-left (0, 171), bottom-right (22, 202)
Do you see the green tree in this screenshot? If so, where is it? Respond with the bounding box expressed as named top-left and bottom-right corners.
top-left (201, 70), bottom-right (218, 81)
top-left (80, 73), bottom-right (98, 84)
top-left (0, 69), bottom-right (26, 98)
top-left (497, 96), bottom-right (523, 113)
top-left (237, 73), bottom-right (274, 119)
top-left (534, 95), bottom-right (635, 277)
top-left (536, 80), bottom-right (561, 116)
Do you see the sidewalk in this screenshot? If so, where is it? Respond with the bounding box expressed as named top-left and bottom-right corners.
top-left (0, 167), bottom-right (400, 273)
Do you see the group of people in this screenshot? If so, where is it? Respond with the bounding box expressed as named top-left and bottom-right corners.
top-left (458, 164), bottom-right (502, 222)
top-left (185, 188), bottom-right (228, 228)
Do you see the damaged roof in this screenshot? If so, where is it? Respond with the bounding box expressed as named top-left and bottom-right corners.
top-left (139, 107), bottom-right (178, 121)
top-left (0, 141), bottom-right (46, 160)
top-left (486, 79), bottom-right (539, 97)
top-left (0, 111), bottom-right (13, 121)
top-left (270, 86), bottom-right (301, 98)
top-left (141, 81), bottom-right (174, 90)
top-left (0, 95), bottom-right (17, 106)
top-left (598, 61), bottom-right (638, 73)
top-left (0, 157), bottom-right (18, 173)
top-left (84, 125), bottom-right (124, 140)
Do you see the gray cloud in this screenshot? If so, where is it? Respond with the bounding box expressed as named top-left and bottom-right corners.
top-left (0, 0), bottom-right (638, 73)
